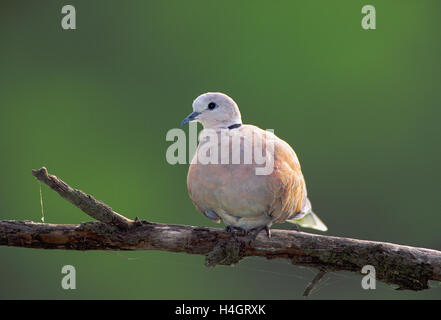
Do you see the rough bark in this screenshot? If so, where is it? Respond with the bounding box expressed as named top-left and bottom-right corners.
top-left (0, 167), bottom-right (439, 294)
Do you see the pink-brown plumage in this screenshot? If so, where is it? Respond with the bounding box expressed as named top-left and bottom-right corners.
top-left (183, 92), bottom-right (327, 233)
top-left (187, 125), bottom-right (307, 230)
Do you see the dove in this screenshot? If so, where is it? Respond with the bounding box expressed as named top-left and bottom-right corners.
top-left (181, 92), bottom-right (327, 239)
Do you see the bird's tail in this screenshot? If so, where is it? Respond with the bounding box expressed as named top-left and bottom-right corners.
top-left (286, 198), bottom-right (328, 231)
top-left (287, 211), bottom-right (328, 232)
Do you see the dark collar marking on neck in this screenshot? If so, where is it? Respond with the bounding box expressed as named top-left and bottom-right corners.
top-left (228, 123), bottom-right (242, 130)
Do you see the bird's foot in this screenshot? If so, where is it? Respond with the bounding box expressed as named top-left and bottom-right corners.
top-left (290, 224), bottom-right (300, 232)
top-left (248, 225), bottom-right (271, 242)
top-left (225, 226), bottom-right (241, 243)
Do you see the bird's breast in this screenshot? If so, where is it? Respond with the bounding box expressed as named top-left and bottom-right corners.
top-left (186, 125), bottom-right (306, 222)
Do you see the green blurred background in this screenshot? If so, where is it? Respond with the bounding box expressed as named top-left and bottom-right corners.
top-left (0, 0), bottom-right (440, 299)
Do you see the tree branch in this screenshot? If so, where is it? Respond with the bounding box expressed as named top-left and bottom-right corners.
top-left (303, 269), bottom-right (327, 296)
top-left (0, 167), bottom-right (440, 293)
top-left (31, 167), bottom-right (134, 229)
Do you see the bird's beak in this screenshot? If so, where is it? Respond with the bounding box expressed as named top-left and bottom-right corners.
top-left (181, 111), bottom-right (201, 126)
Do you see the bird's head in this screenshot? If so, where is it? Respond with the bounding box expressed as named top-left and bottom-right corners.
top-left (181, 92), bottom-right (242, 129)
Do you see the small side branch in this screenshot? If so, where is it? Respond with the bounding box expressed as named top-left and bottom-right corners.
top-left (303, 269), bottom-right (327, 296)
top-left (31, 167), bottom-right (134, 229)
top-left (0, 167), bottom-right (439, 294)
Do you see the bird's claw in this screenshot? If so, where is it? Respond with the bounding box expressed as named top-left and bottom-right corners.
top-left (226, 225), bottom-right (272, 244)
top-left (225, 226), bottom-right (241, 243)
top-left (249, 225), bottom-right (271, 242)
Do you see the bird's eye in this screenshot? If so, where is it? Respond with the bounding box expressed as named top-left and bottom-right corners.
top-left (208, 102), bottom-right (217, 110)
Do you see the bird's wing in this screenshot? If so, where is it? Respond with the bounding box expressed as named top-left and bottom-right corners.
top-left (265, 135), bottom-right (307, 223)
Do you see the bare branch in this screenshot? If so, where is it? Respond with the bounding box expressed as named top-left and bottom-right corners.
top-left (31, 167), bottom-right (134, 229)
top-left (1, 219), bottom-right (440, 291)
top-left (0, 167), bottom-right (439, 294)
top-left (303, 269), bottom-right (327, 296)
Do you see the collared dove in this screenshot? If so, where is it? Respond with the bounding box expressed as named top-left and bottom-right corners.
top-left (181, 92), bottom-right (327, 239)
